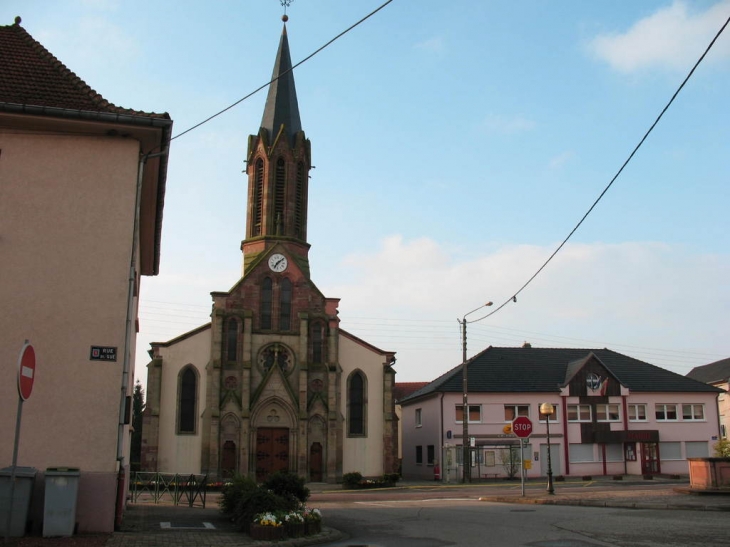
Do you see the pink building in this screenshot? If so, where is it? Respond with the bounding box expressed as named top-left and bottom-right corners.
top-left (400, 347), bottom-right (721, 481)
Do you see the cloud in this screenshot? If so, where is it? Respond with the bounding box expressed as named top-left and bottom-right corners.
top-left (414, 36), bottom-right (446, 55)
top-left (548, 150), bottom-right (576, 170)
top-left (588, 0), bottom-right (730, 73)
top-left (483, 113), bottom-right (537, 135)
top-left (324, 237), bottom-right (730, 379)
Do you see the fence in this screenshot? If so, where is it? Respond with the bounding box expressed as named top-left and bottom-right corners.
top-left (131, 472), bottom-right (208, 507)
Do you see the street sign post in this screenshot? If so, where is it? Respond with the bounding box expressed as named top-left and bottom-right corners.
top-left (6, 341), bottom-right (36, 542)
top-left (511, 416), bottom-right (533, 497)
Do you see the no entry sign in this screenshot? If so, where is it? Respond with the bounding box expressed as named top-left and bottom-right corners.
top-left (512, 416), bottom-right (533, 438)
top-left (17, 341), bottom-right (36, 401)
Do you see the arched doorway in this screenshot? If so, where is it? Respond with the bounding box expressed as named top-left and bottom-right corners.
top-left (221, 440), bottom-right (237, 478)
top-left (255, 427), bottom-right (289, 481)
top-left (310, 442), bottom-right (323, 482)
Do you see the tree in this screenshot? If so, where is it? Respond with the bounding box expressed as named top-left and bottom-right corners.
top-left (500, 445), bottom-right (520, 479)
top-left (130, 380), bottom-right (145, 472)
top-left (713, 439), bottom-right (730, 457)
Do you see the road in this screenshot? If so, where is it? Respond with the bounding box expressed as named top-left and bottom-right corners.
top-left (317, 499), bottom-right (727, 547)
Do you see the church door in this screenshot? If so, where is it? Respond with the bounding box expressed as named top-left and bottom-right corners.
top-left (256, 427), bottom-right (289, 481)
top-left (221, 440), bottom-right (237, 478)
top-left (309, 442), bottom-right (323, 482)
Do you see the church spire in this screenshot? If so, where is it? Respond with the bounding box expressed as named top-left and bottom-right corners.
top-left (260, 24), bottom-right (301, 146)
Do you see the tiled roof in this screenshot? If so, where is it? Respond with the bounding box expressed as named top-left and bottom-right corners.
top-left (401, 347), bottom-right (720, 404)
top-left (0, 17), bottom-right (167, 118)
top-left (687, 357), bottom-right (730, 384)
top-left (393, 382), bottom-right (429, 402)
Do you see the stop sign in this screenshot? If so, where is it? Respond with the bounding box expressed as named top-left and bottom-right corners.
top-left (17, 341), bottom-right (36, 401)
top-left (512, 416), bottom-right (533, 438)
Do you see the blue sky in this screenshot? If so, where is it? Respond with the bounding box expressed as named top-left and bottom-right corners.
top-left (5, 1), bottom-right (729, 385)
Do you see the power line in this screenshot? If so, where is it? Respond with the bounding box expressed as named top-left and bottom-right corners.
top-left (469, 13), bottom-right (730, 326)
top-left (170, 0), bottom-right (394, 142)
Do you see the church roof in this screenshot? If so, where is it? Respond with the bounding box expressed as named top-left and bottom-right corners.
top-left (687, 357), bottom-right (730, 384)
top-left (400, 347), bottom-right (720, 405)
top-left (0, 17), bottom-right (169, 118)
top-left (260, 24), bottom-right (302, 145)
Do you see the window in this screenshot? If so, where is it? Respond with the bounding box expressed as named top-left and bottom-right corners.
top-left (567, 404), bottom-right (591, 422)
top-left (685, 441), bottom-right (709, 458)
top-left (416, 445), bottom-right (423, 465)
top-left (504, 405), bottom-right (529, 421)
top-left (294, 162), bottom-right (305, 238)
top-left (310, 321), bottom-right (325, 364)
top-left (682, 404), bottom-right (704, 421)
top-left (252, 158), bottom-right (264, 236)
top-left (596, 403), bottom-right (620, 422)
top-left (568, 443), bottom-right (595, 462)
top-left (415, 408), bottom-right (422, 427)
top-left (279, 278), bottom-right (292, 330)
top-left (261, 278), bottom-right (272, 329)
top-left (274, 158), bottom-right (286, 234)
top-left (606, 444), bottom-right (624, 462)
top-left (659, 442), bottom-right (681, 460)
top-left (178, 366), bottom-right (198, 434)
top-left (456, 405), bottom-right (481, 423)
top-left (628, 403), bottom-right (647, 422)
top-left (427, 445), bottom-right (435, 465)
top-left (226, 318), bottom-right (238, 361)
top-left (655, 404), bottom-right (678, 421)
top-left (348, 371), bottom-right (366, 436)
top-left (538, 403), bottom-right (559, 422)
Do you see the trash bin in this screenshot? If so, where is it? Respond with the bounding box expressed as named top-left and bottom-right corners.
top-left (0, 466), bottom-right (37, 537)
top-left (43, 467), bottom-right (80, 537)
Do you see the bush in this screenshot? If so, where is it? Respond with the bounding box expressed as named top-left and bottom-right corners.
top-left (714, 439), bottom-right (730, 457)
top-left (342, 472), bottom-right (363, 489)
top-left (233, 488), bottom-right (291, 530)
top-left (383, 473), bottom-right (400, 484)
top-left (220, 474), bottom-right (257, 515)
top-left (263, 471), bottom-right (310, 504)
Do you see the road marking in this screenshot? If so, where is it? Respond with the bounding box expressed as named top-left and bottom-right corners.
top-left (159, 522), bottom-right (216, 529)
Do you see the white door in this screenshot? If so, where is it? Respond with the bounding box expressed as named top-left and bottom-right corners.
top-left (540, 443), bottom-right (561, 477)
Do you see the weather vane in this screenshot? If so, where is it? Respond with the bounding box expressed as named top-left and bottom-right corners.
top-left (281, 0), bottom-right (294, 21)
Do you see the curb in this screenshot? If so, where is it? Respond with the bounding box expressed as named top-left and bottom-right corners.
top-left (477, 496), bottom-right (730, 511)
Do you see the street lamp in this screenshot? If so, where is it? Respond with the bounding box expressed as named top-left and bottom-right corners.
top-left (458, 301), bottom-right (493, 483)
top-left (540, 402), bottom-right (556, 495)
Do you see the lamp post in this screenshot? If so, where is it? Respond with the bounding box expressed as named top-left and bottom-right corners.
top-left (458, 301), bottom-right (492, 483)
top-left (540, 402), bottom-right (556, 495)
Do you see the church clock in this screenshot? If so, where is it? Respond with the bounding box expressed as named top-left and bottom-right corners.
top-left (268, 253), bottom-right (288, 272)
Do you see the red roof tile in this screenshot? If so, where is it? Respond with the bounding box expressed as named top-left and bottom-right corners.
top-left (0, 17), bottom-right (167, 118)
top-left (394, 382), bottom-right (429, 402)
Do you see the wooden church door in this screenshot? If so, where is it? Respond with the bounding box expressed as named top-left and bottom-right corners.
top-left (221, 440), bottom-right (237, 478)
top-left (256, 427), bottom-right (289, 481)
top-left (309, 442), bottom-right (323, 482)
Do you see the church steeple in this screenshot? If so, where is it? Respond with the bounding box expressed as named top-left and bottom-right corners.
top-left (242, 23), bottom-right (312, 276)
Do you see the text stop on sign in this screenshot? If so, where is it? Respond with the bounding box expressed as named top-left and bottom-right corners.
top-left (512, 416), bottom-right (533, 438)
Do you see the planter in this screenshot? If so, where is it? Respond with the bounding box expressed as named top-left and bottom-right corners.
top-left (249, 524), bottom-right (286, 541)
top-left (287, 522), bottom-right (306, 538)
top-left (305, 521), bottom-right (322, 535)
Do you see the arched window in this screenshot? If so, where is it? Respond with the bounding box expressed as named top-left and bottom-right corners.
top-left (279, 278), bottom-right (292, 331)
top-left (310, 321), bottom-right (325, 364)
top-left (253, 158), bottom-right (264, 236)
top-left (348, 371), bottom-right (367, 436)
top-left (178, 366), bottom-right (198, 434)
top-left (274, 157), bottom-right (286, 235)
top-left (294, 162), bottom-right (305, 238)
top-left (261, 277), bottom-right (272, 329)
top-left (226, 318), bottom-right (238, 361)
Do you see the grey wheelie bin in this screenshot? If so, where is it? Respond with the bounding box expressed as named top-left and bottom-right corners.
top-left (0, 466), bottom-right (37, 537)
top-left (43, 467), bottom-right (80, 537)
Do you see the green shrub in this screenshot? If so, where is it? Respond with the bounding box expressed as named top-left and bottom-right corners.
top-left (342, 472), bottom-right (363, 489)
top-left (714, 439), bottom-right (730, 457)
top-left (233, 488), bottom-right (290, 530)
top-left (219, 474), bottom-right (257, 515)
top-left (263, 471), bottom-right (310, 504)
top-left (383, 473), bottom-right (400, 484)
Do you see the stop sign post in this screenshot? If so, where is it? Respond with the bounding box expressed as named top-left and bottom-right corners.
top-left (512, 416), bottom-right (533, 438)
top-left (511, 416), bottom-right (532, 497)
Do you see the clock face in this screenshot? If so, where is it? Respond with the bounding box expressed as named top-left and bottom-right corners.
top-left (268, 253), bottom-right (288, 272)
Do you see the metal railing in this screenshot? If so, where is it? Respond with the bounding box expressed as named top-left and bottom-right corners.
top-left (131, 472), bottom-right (208, 507)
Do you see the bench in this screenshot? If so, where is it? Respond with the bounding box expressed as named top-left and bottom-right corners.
top-left (482, 473), bottom-right (499, 480)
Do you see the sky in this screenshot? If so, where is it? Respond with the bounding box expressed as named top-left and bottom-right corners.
top-left (4, 0), bottom-right (729, 387)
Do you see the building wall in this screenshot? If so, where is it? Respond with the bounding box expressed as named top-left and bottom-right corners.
top-left (339, 335), bottom-right (386, 478)
top-left (0, 131), bottom-right (142, 532)
top-left (151, 328), bottom-right (211, 474)
top-left (402, 391), bottom-right (720, 480)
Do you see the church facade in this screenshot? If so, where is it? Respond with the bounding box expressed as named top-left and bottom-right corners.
top-left (141, 25), bottom-right (398, 483)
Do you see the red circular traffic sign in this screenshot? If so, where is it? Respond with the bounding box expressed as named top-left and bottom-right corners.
top-left (17, 342), bottom-right (36, 401)
top-left (512, 416), bottom-right (533, 438)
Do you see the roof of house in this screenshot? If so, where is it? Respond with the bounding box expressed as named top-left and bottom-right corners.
top-left (400, 346), bottom-right (720, 405)
top-left (0, 17), bottom-right (168, 117)
top-left (394, 382), bottom-right (429, 403)
top-left (687, 357), bottom-right (730, 384)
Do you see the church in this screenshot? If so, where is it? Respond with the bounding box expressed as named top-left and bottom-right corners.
top-left (141, 23), bottom-right (398, 483)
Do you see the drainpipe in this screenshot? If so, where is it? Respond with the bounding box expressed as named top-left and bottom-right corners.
top-left (562, 398), bottom-right (569, 476)
top-left (115, 148), bottom-right (168, 529)
top-left (622, 395), bottom-right (629, 475)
